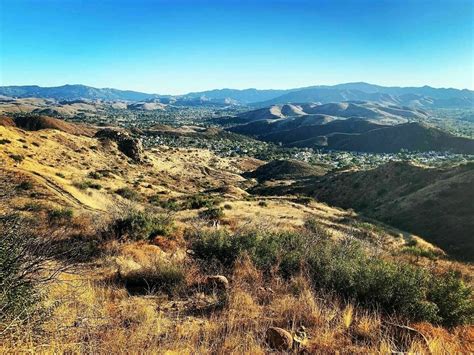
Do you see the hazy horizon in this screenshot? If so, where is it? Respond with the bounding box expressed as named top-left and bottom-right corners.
top-left (1, 81), bottom-right (474, 97)
top-left (1, 0), bottom-right (473, 94)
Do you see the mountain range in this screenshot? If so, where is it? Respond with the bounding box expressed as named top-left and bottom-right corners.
top-left (1, 82), bottom-right (473, 108)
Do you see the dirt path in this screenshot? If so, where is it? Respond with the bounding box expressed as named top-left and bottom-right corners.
top-left (26, 170), bottom-right (106, 213)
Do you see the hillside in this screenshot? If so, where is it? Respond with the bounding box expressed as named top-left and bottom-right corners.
top-left (0, 115), bottom-right (96, 136)
top-left (250, 161), bottom-right (474, 261)
top-left (226, 105), bottom-right (474, 154)
top-left (326, 122), bottom-right (474, 154)
top-left (243, 159), bottom-right (327, 182)
top-left (227, 101), bottom-right (427, 125)
top-left (231, 117), bottom-right (387, 141)
top-left (234, 104), bottom-right (305, 121)
top-left (1, 119), bottom-right (473, 353)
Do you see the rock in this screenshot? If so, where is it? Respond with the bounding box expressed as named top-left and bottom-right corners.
top-left (206, 275), bottom-right (229, 292)
top-left (95, 128), bottom-right (145, 163)
top-left (266, 327), bottom-right (293, 351)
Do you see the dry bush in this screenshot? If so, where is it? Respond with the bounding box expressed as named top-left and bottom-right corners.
top-left (0, 215), bottom-right (69, 330)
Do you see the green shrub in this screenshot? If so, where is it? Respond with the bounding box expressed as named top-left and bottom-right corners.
top-left (17, 181), bottom-right (33, 190)
top-left (185, 194), bottom-right (215, 209)
top-left (198, 207), bottom-right (224, 221)
top-left (189, 225), bottom-right (473, 326)
top-left (55, 172), bottom-right (65, 178)
top-left (88, 171), bottom-right (102, 179)
top-left (73, 180), bottom-right (102, 190)
top-left (115, 187), bottom-right (141, 201)
top-left (428, 271), bottom-right (474, 326)
top-left (48, 207), bottom-right (74, 224)
top-left (120, 259), bottom-right (185, 295)
top-left (112, 210), bottom-right (174, 241)
top-left (401, 246), bottom-right (440, 260)
top-left (9, 154), bottom-right (24, 163)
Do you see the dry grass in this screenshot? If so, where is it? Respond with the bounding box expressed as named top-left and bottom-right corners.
top-left (1, 123), bottom-right (472, 354)
top-left (1, 240), bottom-right (471, 354)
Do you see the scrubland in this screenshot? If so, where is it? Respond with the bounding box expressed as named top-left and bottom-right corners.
top-left (1, 123), bottom-right (473, 353)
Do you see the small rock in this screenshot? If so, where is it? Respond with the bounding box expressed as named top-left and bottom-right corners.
top-left (206, 275), bottom-right (229, 292)
top-left (266, 326), bottom-right (293, 351)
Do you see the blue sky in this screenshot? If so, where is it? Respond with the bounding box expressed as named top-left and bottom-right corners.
top-left (0, 0), bottom-right (472, 94)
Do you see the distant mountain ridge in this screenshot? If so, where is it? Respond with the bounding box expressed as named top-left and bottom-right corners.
top-left (0, 84), bottom-right (162, 101)
top-left (1, 82), bottom-right (473, 108)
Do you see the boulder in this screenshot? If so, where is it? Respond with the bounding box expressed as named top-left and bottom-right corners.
top-left (266, 327), bottom-right (293, 351)
top-left (95, 128), bottom-right (144, 163)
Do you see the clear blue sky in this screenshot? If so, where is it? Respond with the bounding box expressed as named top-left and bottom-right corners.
top-left (0, 0), bottom-right (472, 94)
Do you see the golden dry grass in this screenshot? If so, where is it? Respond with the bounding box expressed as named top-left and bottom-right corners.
top-left (1, 124), bottom-right (472, 353)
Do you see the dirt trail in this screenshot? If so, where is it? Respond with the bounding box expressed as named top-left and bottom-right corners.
top-left (25, 169), bottom-right (106, 212)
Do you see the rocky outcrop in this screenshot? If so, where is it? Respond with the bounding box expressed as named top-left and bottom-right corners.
top-left (95, 128), bottom-right (144, 163)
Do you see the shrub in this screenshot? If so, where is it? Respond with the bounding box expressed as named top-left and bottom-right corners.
top-left (87, 171), bottom-right (102, 179)
top-left (115, 187), bottom-right (141, 201)
top-left (258, 200), bottom-right (268, 207)
top-left (111, 210), bottom-right (174, 241)
top-left (17, 181), bottom-right (33, 190)
top-left (401, 246), bottom-right (440, 260)
top-left (0, 138), bottom-right (11, 145)
top-left (21, 202), bottom-right (43, 212)
top-left (189, 225), bottom-right (473, 326)
top-left (0, 215), bottom-right (62, 324)
top-left (48, 207), bottom-right (74, 224)
top-left (295, 196), bottom-right (314, 205)
top-left (120, 259), bottom-right (185, 295)
top-left (198, 207), bottom-right (225, 221)
top-left (55, 172), bottom-right (65, 178)
top-left (159, 199), bottom-right (181, 211)
top-left (428, 271), bottom-right (474, 326)
top-left (73, 180), bottom-right (102, 190)
top-left (185, 194), bottom-right (215, 209)
top-left (9, 154), bottom-right (24, 163)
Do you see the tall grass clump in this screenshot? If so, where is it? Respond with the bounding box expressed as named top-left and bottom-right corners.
top-left (188, 220), bottom-right (473, 326)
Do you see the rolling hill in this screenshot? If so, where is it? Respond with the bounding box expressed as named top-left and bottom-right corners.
top-left (0, 115), bottom-right (96, 136)
top-left (225, 101), bottom-right (428, 125)
top-left (325, 122), bottom-right (474, 154)
top-left (249, 160), bottom-right (474, 261)
top-left (225, 103), bottom-right (474, 154)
